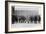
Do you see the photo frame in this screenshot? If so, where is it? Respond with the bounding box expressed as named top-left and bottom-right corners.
top-left (5, 1), bottom-right (45, 33)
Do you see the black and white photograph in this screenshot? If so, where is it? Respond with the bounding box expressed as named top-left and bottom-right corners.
top-left (5, 1), bottom-right (45, 33)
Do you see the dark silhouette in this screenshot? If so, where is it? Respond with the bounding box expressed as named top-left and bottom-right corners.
top-left (37, 15), bottom-right (41, 23)
top-left (19, 16), bottom-right (26, 23)
top-left (29, 16), bottom-right (34, 23)
top-left (12, 6), bottom-right (15, 14)
top-left (34, 16), bottom-right (37, 23)
top-left (12, 15), bottom-right (18, 24)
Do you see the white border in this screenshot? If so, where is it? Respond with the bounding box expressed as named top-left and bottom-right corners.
top-left (8, 2), bottom-right (43, 32)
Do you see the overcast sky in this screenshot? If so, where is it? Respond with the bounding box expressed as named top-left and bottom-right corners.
top-left (12, 5), bottom-right (39, 17)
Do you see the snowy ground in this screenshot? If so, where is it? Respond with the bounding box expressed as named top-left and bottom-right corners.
top-left (11, 22), bottom-right (41, 28)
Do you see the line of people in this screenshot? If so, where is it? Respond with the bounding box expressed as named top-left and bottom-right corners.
top-left (12, 15), bottom-right (41, 24)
